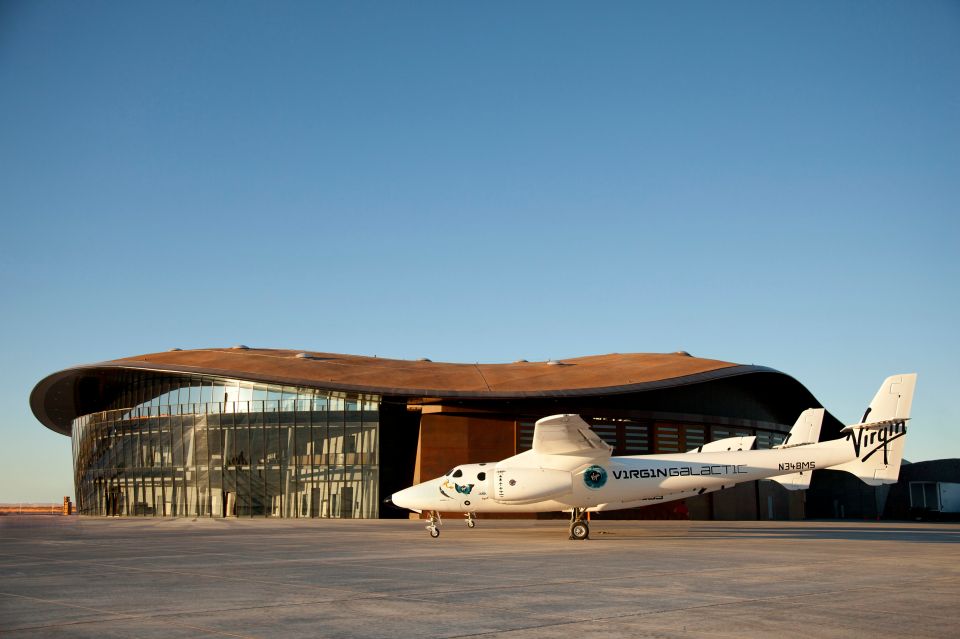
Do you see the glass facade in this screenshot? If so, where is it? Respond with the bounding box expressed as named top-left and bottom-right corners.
top-left (71, 373), bottom-right (379, 518)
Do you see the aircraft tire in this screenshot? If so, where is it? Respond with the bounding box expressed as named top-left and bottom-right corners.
top-left (429, 527), bottom-right (440, 538)
top-left (467, 520), bottom-right (475, 528)
top-left (570, 522), bottom-right (589, 540)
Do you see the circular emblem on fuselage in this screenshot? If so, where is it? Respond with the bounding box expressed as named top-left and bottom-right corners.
top-left (583, 465), bottom-right (607, 490)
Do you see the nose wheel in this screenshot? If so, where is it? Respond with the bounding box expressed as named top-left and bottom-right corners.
top-left (569, 508), bottom-right (589, 540)
top-left (465, 512), bottom-right (476, 528)
top-left (425, 511), bottom-right (442, 538)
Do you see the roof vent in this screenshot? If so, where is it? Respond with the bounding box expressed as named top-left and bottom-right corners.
top-left (514, 359), bottom-right (529, 363)
top-left (674, 351), bottom-right (692, 357)
top-left (168, 348), bottom-right (182, 352)
top-left (231, 345), bottom-right (249, 350)
top-left (417, 357), bottom-right (432, 362)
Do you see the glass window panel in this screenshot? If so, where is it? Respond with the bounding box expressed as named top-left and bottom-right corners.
top-left (223, 469), bottom-right (237, 516)
top-left (208, 464), bottom-right (222, 517)
top-left (211, 380), bottom-right (225, 408)
top-left (194, 415), bottom-right (209, 468)
top-left (208, 413), bottom-right (223, 463)
top-left (200, 381), bottom-right (213, 405)
top-left (172, 416), bottom-right (184, 467)
top-left (261, 413), bottom-right (277, 465)
top-left (266, 466), bottom-right (282, 517)
top-left (296, 422), bottom-right (312, 469)
top-left (224, 379), bottom-right (239, 404)
top-left (249, 416), bottom-right (266, 468)
top-left (182, 414), bottom-right (195, 466)
top-left (159, 417), bottom-right (172, 466)
top-left (160, 378), bottom-right (171, 407)
top-left (232, 412), bottom-right (249, 466)
top-left (169, 383), bottom-right (182, 407)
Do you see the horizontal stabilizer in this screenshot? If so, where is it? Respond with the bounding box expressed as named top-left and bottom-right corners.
top-left (840, 417), bottom-right (910, 433)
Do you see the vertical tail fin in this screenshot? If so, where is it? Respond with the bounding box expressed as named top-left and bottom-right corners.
top-left (832, 374), bottom-right (917, 486)
top-left (769, 408), bottom-right (824, 490)
top-left (857, 373), bottom-right (916, 424)
top-left (778, 408), bottom-right (824, 448)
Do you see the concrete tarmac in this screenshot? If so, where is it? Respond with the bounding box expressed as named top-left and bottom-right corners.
top-left (1, 516), bottom-right (958, 638)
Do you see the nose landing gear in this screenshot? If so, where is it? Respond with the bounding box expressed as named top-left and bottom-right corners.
top-left (426, 511), bottom-right (442, 538)
top-left (465, 512), bottom-right (476, 528)
top-left (569, 508), bottom-right (589, 540)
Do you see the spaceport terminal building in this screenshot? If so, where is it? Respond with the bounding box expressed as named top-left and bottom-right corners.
top-left (30, 348), bottom-right (845, 520)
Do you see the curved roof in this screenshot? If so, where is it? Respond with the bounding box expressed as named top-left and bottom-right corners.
top-left (31, 348), bottom-right (781, 435)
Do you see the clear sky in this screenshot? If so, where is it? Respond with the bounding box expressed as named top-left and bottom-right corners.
top-left (1, 1), bottom-right (958, 502)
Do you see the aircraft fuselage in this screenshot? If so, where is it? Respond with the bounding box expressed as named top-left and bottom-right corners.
top-left (393, 439), bottom-right (853, 514)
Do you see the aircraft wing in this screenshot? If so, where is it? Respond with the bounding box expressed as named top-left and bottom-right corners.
top-left (532, 414), bottom-right (613, 457)
top-left (690, 435), bottom-right (756, 453)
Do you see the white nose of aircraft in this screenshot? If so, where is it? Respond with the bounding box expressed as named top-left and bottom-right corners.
top-left (390, 480), bottom-right (441, 512)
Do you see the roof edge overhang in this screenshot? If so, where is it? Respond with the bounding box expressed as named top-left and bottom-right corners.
top-left (31, 359), bottom-right (786, 437)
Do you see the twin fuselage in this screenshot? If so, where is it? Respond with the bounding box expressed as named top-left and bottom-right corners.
top-left (391, 438), bottom-right (853, 514)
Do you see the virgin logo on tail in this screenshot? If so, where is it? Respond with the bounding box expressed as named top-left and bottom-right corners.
top-left (846, 422), bottom-right (906, 465)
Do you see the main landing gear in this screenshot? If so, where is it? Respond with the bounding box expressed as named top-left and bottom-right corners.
top-left (465, 512), bottom-right (476, 528)
top-left (569, 508), bottom-right (589, 540)
top-left (426, 511), bottom-right (442, 538)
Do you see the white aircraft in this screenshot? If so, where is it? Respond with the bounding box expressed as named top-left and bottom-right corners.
top-left (389, 374), bottom-right (916, 539)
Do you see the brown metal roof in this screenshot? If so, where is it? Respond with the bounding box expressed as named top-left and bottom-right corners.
top-left (31, 348), bottom-right (777, 435)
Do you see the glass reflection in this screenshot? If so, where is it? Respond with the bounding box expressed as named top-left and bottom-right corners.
top-left (72, 373), bottom-right (379, 519)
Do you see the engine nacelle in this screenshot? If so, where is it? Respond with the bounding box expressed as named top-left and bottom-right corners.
top-left (494, 467), bottom-right (572, 504)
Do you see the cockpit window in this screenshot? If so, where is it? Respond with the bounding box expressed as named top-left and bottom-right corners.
top-left (477, 472), bottom-right (486, 481)
top-left (445, 469), bottom-right (455, 476)
top-left (452, 469), bottom-right (463, 478)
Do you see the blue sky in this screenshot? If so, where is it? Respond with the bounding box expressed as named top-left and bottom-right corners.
top-left (1, 1), bottom-right (958, 501)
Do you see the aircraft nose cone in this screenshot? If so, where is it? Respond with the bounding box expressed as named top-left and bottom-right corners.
top-left (390, 484), bottom-right (424, 511)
